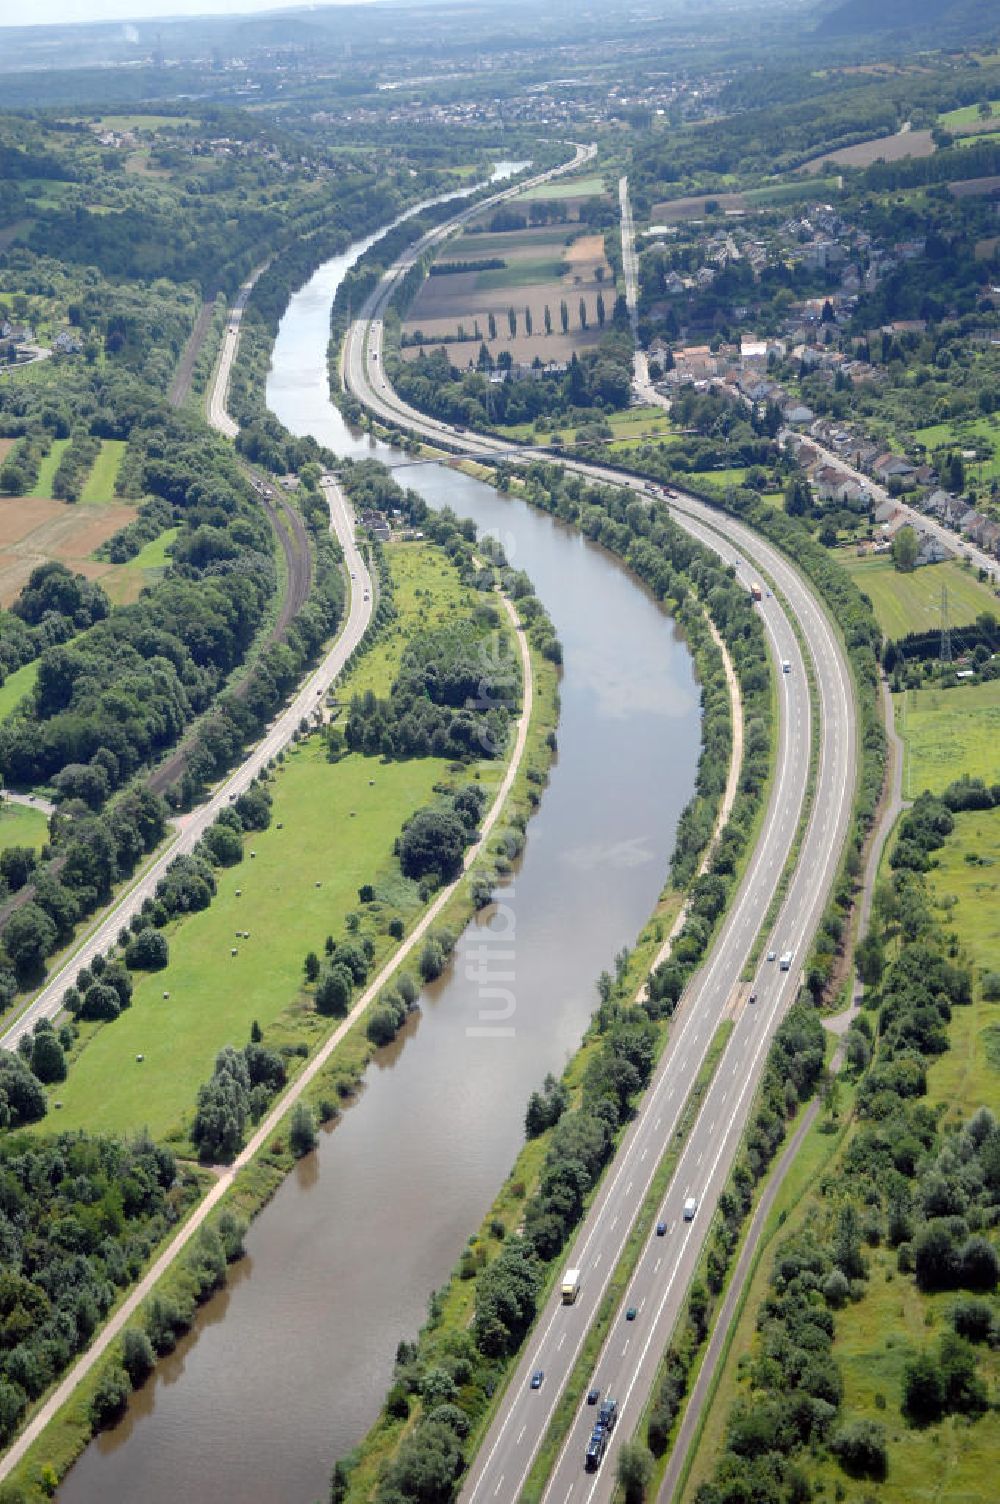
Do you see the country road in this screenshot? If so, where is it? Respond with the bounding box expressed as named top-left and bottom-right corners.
top-left (339, 184), bottom-right (857, 1503)
top-left (0, 275), bottom-right (369, 1053)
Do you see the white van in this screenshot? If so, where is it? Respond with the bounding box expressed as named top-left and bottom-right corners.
top-left (779, 950), bottom-right (794, 971)
top-left (683, 1196), bottom-right (698, 1221)
top-left (781, 659), bottom-right (791, 674)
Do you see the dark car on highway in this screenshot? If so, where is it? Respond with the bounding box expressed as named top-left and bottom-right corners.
top-left (530, 1370), bottom-right (544, 1390)
top-left (584, 1426), bottom-right (606, 1472)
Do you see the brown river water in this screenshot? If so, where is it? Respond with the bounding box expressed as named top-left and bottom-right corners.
top-left (57, 173), bottom-right (701, 1504)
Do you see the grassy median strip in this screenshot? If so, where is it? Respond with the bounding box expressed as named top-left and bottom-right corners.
top-left (740, 569), bottom-right (822, 982)
top-left (518, 1020), bottom-right (735, 1504)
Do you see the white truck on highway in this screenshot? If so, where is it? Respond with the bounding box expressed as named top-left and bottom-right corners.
top-left (561, 1268), bottom-right (582, 1304)
top-left (779, 950), bottom-right (794, 971)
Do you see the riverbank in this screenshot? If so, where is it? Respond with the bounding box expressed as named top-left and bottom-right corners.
top-left (0, 532), bottom-right (549, 1501)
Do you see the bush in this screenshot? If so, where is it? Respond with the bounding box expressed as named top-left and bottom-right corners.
top-left (121, 1328), bottom-right (156, 1386)
top-left (0, 1054), bottom-right (47, 1127)
top-left (289, 1102), bottom-right (317, 1157)
top-left (90, 1364), bottom-right (131, 1429)
top-left (398, 808), bottom-right (467, 881)
top-left (125, 927), bottom-right (169, 971)
top-left (78, 982), bottom-right (121, 1021)
top-left (903, 1349), bottom-right (944, 1424)
top-left (316, 962), bottom-right (353, 1016)
top-left (950, 1298), bottom-right (996, 1344)
top-left (367, 1004), bottom-right (402, 1046)
top-left (29, 1031), bottom-right (66, 1084)
top-left (830, 1419), bottom-right (888, 1479)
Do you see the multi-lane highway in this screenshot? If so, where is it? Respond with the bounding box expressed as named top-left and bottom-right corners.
top-left (1, 319), bottom-right (373, 1053)
top-left (340, 189), bottom-right (857, 1502)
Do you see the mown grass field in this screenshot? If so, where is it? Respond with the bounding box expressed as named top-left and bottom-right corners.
top-left (43, 748), bottom-right (449, 1140)
top-left (0, 800), bottom-right (49, 852)
top-left (516, 174), bottom-right (606, 201)
top-left (939, 100), bottom-right (1000, 131)
top-left (843, 554), bottom-right (1000, 638)
top-left (28, 439), bottom-right (70, 498)
top-left (695, 466), bottom-right (750, 493)
top-left (79, 438), bottom-right (126, 503)
top-left (910, 414), bottom-right (1000, 484)
top-left (0, 659), bottom-right (38, 721)
top-left (45, 539), bottom-right (503, 1140)
top-left (897, 679), bottom-right (1000, 796)
top-left (101, 526), bottom-right (178, 606)
top-left (495, 405), bottom-right (678, 449)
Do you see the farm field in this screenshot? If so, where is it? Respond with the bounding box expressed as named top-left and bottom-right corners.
top-left (91, 113), bottom-right (198, 131)
top-left (79, 438), bottom-right (126, 503)
top-left (938, 100), bottom-right (1000, 131)
top-left (0, 493), bottom-right (136, 605)
top-left (897, 678), bottom-right (1000, 796)
top-left (402, 219), bottom-right (614, 367)
top-left (649, 178), bottom-right (840, 223)
top-left (799, 127), bottom-right (935, 173)
top-left (0, 800), bottom-right (49, 852)
top-left (515, 173), bottom-right (607, 201)
top-left (843, 554), bottom-right (1000, 638)
top-left (41, 747), bottom-right (451, 1141)
top-left (0, 660), bottom-right (39, 722)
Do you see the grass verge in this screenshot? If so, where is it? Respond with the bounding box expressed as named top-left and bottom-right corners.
top-left (519, 1020), bottom-right (735, 1504)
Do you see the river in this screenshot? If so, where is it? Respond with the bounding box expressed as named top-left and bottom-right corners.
top-left (57, 169), bottom-right (701, 1504)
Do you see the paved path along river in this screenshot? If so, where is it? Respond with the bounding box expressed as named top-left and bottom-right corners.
top-left (56, 185), bottom-right (704, 1504)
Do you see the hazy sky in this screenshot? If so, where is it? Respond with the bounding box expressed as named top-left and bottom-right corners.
top-left (2, 0), bottom-right (378, 26)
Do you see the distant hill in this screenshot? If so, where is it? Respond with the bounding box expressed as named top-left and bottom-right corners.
top-left (818, 0), bottom-right (1000, 40)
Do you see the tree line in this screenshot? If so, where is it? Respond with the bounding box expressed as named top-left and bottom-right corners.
top-left (696, 791), bottom-right (997, 1504)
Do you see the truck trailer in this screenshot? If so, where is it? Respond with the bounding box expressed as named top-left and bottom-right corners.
top-left (561, 1267), bottom-right (582, 1303)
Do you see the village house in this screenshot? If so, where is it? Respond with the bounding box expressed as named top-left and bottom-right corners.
top-left (872, 451), bottom-right (916, 485)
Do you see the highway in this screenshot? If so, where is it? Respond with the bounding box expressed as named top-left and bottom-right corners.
top-left (1, 305), bottom-right (373, 1053)
top-left (340, 188), bottom-right (857, 1503)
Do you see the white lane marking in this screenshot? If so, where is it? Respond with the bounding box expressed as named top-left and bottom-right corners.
top-left (557, 1332), bottom-right (566, 1351)
top-left (517, 1426), bottom-right (526, 1446)
top-left (493, 1479), bottom-right (504, 1498)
